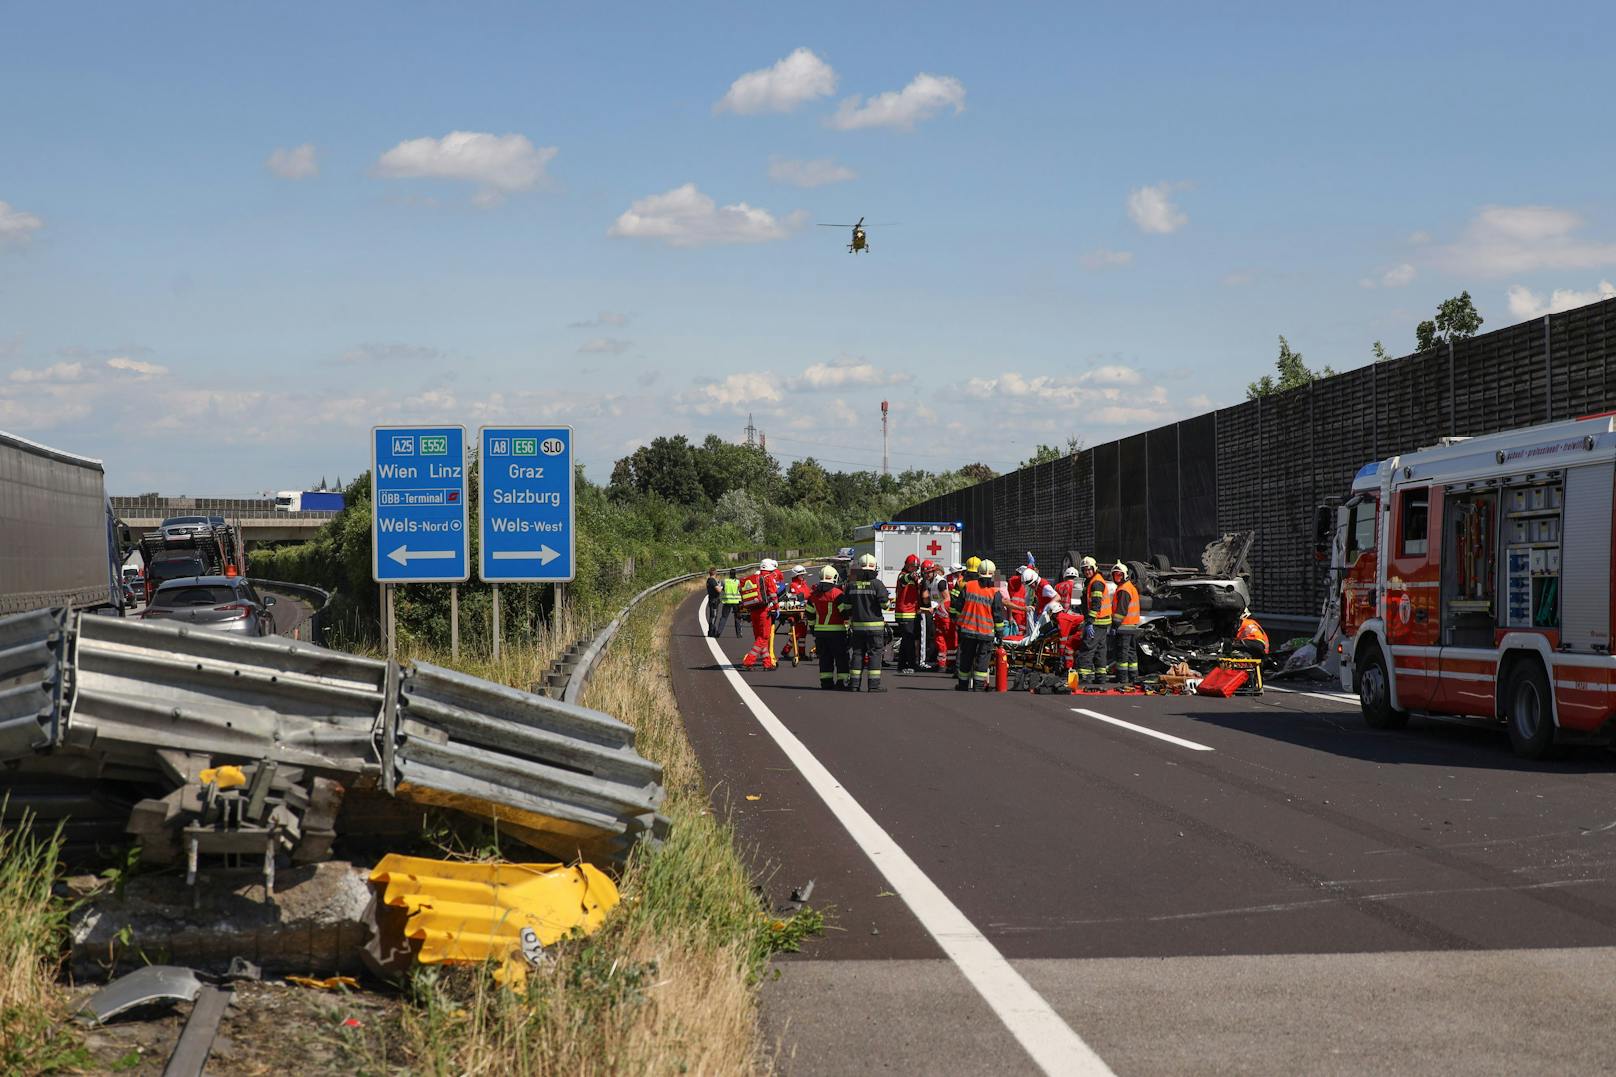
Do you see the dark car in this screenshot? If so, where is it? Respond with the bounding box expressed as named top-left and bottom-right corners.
top-left (145, 552), bottom-right (209, 598)
top-left (140, 575), bottom-right (276, 637)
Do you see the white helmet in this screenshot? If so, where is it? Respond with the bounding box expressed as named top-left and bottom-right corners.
top-left (950, 562), bottom-right (965, 574)
top-left (820, 565), bottom-right (839, 583)
top-left (1063, 565), bottom-right (1079, 579)
top-left (858, 553), bottom-right (878, 571)
top-left (760, 558), bottom-right (778, 572)
top-left (1020, 566), bottom-right (1038, 586)
top-left (791, 564), bottom-right (807, 577)
top-left (978, 558), bottom-right (997, 579)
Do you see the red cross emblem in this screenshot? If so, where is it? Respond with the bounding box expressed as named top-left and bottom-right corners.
top-left (926, 540), bottom-right (942, 555)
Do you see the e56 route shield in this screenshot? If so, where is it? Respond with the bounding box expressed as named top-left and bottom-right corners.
top-left (479, 426), bottom-right (575, 582)
top-left (371, 425), bottom-right (469, 583)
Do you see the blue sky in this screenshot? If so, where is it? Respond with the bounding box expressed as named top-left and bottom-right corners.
top-left (2, 1), bottom-right (1614, 493)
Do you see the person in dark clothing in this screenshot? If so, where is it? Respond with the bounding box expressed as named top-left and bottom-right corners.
top-left (838, 554), bottom-right (890, 692)
top-left (705, 568), bottom-right (722, 637)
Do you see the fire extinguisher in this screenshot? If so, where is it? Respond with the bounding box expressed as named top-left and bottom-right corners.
top-left (994, 646), bottom-right (1009, 692)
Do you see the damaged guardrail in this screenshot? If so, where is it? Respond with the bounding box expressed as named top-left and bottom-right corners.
top-left (0, 607), bottom-right (667, 875)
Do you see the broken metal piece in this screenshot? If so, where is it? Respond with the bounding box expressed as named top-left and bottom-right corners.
top-left (80, 964), bottom-right (206, 1024)
top-left (161, 983), bottom-right (231, 1077)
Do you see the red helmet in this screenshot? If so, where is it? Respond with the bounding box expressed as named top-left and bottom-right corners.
top-left (920, 559), bottom-right (936, 573)
top-left (903, 554), bottom-right (920, 569)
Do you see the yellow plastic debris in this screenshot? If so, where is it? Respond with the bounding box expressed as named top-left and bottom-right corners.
top-left (368, 854), bottom-right (620, 984)
top-left (285, 975), bottom-right (359, 991)
top-left (198, 765), bottom-right (247, 789)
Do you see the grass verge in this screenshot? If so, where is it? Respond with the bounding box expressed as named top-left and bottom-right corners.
top-left (376, 582), bottom-right (815, 1074)
top-left (0, 819), bottom-right (85, 1074)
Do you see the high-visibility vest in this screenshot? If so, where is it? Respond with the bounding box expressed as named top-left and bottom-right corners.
top-left (956, 580), bottom-right (1002, 639)
top-left (721, 579), bottom-right (741, 604)
top-left (1237, 617), bottom-right (1269, 653)
top-left (1086, 574), bottom-right (1113, 625)
top-left (1115, 581), bottom-right (1140, 627)
top-left (739, 575), bottom-right (763, 610)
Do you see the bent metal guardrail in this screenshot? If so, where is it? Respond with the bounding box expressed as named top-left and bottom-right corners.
top-left (0, 608), bottom-right (666, 870)
top-left (249, 577), bottom-right (334, 644)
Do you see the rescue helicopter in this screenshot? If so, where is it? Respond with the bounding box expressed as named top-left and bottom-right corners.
top-left (817, 217), bottom-right (890, 253)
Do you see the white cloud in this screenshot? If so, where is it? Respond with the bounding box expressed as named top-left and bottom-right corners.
top-left (1506, 280), bottom-right (1616, 320)
top-left (678, 372), bottom-right (783, 414)
top-left (788, 357), bottom-right (910, 390)
top-left (608, 183), bottom-right (804, 247)
top-left (1082, 247), bottom-right (1133, 270)
top-left (266, 143), bottom-right (318, 180)
top-left (106, 356), bottom-right (168, 378)
top-left (339, 342), bottom-right (442, 364)
top-left (768, 157), bottom-right (857, 188)
top-left (568, 311), bottom-right (629, 329)
top-left (1222, 270), bottom-right (1255, 287)
top-left (1435, 205), bottom-right (1616, 277)
top-left (8, 361), bottom-right (84, 384)
top-left (1381, 262), bottom-right (1416, 287)
top-left (1361, 262), bottom-right (1417, 289)
top-left (964, 369), bottom-right (1170, 424)
top-left (715, 48), bottom-right (837, 114)
top-left (1127, 182), bottom-right (1189, 235)
top-left (828, 73), bottom-right (966, 131)
top-left (579, 337), bottom-right (632, 355)
top-left (374, 131), bottom-right (557, 205)
top-left (0, 201), bottom-right (44, 245)
top-left (1408, 230), bottom-right (1432, 245)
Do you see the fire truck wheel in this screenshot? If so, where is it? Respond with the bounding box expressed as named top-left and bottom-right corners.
top-left (1357, 643), bottom-right (1408, 730)
top-left (1504, 660), bottom-right (1558, 759)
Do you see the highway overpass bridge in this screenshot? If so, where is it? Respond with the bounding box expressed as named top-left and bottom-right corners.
top-left (112, 496), bottom-right (338, 545)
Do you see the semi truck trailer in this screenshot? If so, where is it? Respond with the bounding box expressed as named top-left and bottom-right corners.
top-left (1, 429), bottom-right (130, 615)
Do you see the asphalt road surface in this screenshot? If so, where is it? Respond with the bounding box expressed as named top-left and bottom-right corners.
top-left (262, 588), bottom-right (315, 638)
top-left (671, 593), bottom-right (1616, 1075)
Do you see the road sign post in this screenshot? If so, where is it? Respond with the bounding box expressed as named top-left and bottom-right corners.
top-left (478, 426), bottom-right (575, 583)
top-left (371, 425), bottom-right (469, 587)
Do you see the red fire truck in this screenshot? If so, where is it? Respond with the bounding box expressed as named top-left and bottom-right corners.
top-left (1334, 414), bottom-right (1616, 758)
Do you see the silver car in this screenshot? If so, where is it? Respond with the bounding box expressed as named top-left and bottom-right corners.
top-left (140, 575), bottom-right (276, 636)
top-left (158, 515), bottom-right (211, 540)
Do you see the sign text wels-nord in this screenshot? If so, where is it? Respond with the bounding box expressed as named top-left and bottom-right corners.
top-left (371, 425), bottom-right (469, 583)
top-left (479, 426), bottom-right (575, 582)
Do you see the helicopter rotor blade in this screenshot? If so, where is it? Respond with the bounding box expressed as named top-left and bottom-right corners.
top-left (817, 223), bottom-right (858, 227)
top-left (855, 217), bottom-right (864, 228)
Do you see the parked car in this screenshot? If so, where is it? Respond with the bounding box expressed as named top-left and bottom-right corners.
top-left (140, 575), bottom-right (276, 636)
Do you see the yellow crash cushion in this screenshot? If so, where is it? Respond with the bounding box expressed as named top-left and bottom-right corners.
top-left (369, 854), bottom-right (620, 983)
top-left (198, 765), bottom-right (247, 789)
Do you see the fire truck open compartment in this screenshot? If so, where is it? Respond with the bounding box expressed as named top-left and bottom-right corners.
top-left (1500, 480), bottom-right (1562, 632)
top-left (1440, 487), bottom-right (1498, 647)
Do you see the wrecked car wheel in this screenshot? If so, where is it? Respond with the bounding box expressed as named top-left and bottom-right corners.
top-left (1357, 643), bottom-right (1407, 730)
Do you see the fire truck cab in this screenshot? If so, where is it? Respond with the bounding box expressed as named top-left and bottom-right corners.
top-left (1336, 414), bottom-right (1616, 758)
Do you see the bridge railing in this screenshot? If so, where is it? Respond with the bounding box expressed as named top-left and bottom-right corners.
top-left (112, 496), bottom-right (339, 521)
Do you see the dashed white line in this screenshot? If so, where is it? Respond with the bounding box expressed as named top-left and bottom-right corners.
top-left (697, 598), bottom-right (1113, 1077)
top-left (1071, 707), bottom-right (1216, 751)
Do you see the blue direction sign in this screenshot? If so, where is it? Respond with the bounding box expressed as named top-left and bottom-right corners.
top-left (479, 426), bottom-right (575, 582)
top-left (371, 425), bottom-right (469, 583)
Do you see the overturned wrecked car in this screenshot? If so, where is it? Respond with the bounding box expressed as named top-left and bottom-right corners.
top-left (1129, 532), bottom-right (1254, 674)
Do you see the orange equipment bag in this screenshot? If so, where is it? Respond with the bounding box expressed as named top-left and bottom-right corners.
top-left (1195, 667), bottom-right (1248, 697)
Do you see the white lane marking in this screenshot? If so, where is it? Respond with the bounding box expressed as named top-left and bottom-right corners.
top-left (1071, 707), bottom-right (1216, 751)
top-left (1265, 685), bottom-right (1360, 706)
top-left (697, 598), bottom-right (1112, 1077)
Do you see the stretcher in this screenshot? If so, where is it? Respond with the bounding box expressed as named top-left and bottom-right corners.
top-left (774, 597), bottom-right (813, 667)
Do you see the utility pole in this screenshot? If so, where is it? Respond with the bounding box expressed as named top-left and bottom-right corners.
top-left (881, 400), bottom-right (890, 477)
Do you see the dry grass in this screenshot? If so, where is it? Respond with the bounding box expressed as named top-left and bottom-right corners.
top-left (374, 583), bottom-right (809, 1075)
top-left (0, 818), bottom-right (85, 1073)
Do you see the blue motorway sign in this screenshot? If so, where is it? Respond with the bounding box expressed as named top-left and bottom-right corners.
top-left (479, 426), bottom-right (575, 582)
top-left (371, 425), bottom-right (469, 583)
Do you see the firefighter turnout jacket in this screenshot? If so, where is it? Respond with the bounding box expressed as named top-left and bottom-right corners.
top-left (952, 578), bottom-right (1008, 640)
top-left (811, 582), bottom-right (847, 630)
top-left (838, 576), bottom-right (890, 633)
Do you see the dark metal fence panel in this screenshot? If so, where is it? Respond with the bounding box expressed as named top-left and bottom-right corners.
top-left (1452, 323), bottom-right (1544, 434)
top-left (1072, 449), bottom-right (1094, 559)
top-left (1145, 423), bottom-right (1180, 566)
top-left (1215, 401), bottom-right (1261, 568)
top-left (1092, 440), bottom-right (1120, 562)
top-left (1179, 413), bottom-right (1218, 559)
top-left (1259, 389), bottom-right (1314, 615)
top-left (1551, 303), bottom-right (1612, 421)
top-left (1118, 433), bottom-right (1148, 563)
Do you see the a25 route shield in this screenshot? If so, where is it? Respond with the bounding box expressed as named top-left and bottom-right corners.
top-left (371, 425), bottom-right (469, 583)
top-left (479, 426), bottom-right (575, 583)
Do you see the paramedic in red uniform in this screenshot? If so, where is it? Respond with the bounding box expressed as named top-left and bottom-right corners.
top-left (739, 562), bottom-right (777, 671)
top-left (894, 554), bottom-right (924, 673)
top-left (783, 564), bottom-right (813, 661)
